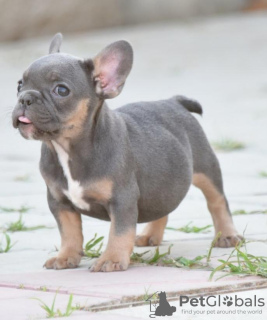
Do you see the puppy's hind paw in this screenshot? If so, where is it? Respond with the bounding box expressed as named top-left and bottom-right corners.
top-left (135, 235), bottom-right (160, 247)
top-left (214, 234), bottom-right (244, 248)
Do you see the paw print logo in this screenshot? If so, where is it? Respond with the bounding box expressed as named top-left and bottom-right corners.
top-left (223, 296), bottom-right (233, 307)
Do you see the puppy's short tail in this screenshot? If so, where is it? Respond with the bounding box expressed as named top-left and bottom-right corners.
top-left (175, 95), bottom-right (203, 116)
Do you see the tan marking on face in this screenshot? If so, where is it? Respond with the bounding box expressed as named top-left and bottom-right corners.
top-left (46, 71), bottom-right (60, 82)
top-left (85, 178), bottom-right (113, 203)
top-left (135, 215), bottom-right (168, 247)
top-left (62, 98), bottom-right (89, 139)
top-left (193, 173), bottom-right (237, 235)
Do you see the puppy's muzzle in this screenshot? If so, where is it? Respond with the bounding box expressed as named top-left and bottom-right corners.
top-left (13, 90), bottom-right (42, 128)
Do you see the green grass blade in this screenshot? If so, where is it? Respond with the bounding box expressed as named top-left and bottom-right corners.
top-left (31, 298), bottom-right (54, 317)
top-left (206, 232), bottom-right (221, 263)
top-left (64, 294), bottom-right (74, 316)
top-left (209, 262), bottom-right (230, 281)
top-left (51, 291), bottom-right (58, 313)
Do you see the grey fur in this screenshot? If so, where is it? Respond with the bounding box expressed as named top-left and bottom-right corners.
top-left (49, 33), bottom-right (63, 54)
top-left (176, 95), bottom-right (203, 115)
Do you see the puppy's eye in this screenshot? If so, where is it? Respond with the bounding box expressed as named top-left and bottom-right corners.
top-left (54, 85), bottom-right (70, 97)
top-left (17, 81), bottom-right (22, 92)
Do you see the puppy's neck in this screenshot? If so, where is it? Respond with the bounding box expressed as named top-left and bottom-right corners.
top-left (47, 100), bottom-right (117, 155)
top-left (57, 98), bottom-right (92, 145)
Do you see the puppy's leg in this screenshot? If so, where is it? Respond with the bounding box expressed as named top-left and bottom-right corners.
top-left (193, 164), bottom-right (243, 247)
top-left (44, 209), bottom-right (83, 270)
top-left (90, 199), bottom-right (137, 272)
top-left (135, 216), bottom-right (168, 247)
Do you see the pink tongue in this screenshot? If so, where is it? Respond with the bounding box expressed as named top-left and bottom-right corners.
top-left (18, 116), bottom-right (32, 124)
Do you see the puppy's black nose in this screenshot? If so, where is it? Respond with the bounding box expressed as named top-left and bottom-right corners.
top-left (19, 96), bottom-right (32, 106)
top-left (19, 91), bottom-right (37, 106)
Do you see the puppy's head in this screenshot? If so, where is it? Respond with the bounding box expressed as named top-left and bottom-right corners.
top-left (12, 33), bottom-right (133, 141)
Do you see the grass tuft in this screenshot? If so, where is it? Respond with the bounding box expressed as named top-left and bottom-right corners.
top-left (166, 222), bottom-right (213, 233)
top-left (161, 255), bottom-right (207, 269)
top-left (147, 245), bottom-right (173, 264)
top-left (212, 139), bottom-right (245, 152)
top-left (209, 240), bottom-right (267, 281)
top-left (0, 205), bottom-right (32, 214)
top-left (4, 214), bottom-right (47, 232)
top-left (131, 250), bottom-right (151, 263)
top-left (232, 209), bottom-right (267, 216)
top-left (32, 292), bottom-right (76, 318)
top-left (0, 233), bottom-right (17, 253)
top-left (83, 234), bottom-right (104, 259)
top-left (130, 246), bottom-right (172, 265)
top-left (39, 286), bottom-right (47, 292)
top-left (143, 286), bottom-right (158, 304)
top-left (131, 245), bottom-right (208, 269)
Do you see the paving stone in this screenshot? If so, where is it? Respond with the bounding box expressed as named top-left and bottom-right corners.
top-left (0, 287), bottom-right (109, 320)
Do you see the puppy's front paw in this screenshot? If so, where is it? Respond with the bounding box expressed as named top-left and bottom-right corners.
top-left (214, 234), bottom-right (244, 248)
top-left (90, 251), bottom-right (129, 272)
top-left (44, 253), bottom-right (81, 270)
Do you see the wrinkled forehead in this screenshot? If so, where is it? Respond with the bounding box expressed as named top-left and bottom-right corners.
top-left (23, 53), bottom-right (86, 83)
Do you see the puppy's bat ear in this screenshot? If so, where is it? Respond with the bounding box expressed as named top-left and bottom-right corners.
top-left (92, 40), bottom-right (133, 99)
top-left (49, 33), bottom-right (63, 54)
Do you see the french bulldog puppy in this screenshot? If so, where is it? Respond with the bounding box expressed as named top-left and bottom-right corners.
top-left (12, 33), bottom-right (242, 272)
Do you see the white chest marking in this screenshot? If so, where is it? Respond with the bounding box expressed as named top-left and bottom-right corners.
top-left (51, 141), bottom-right (90, 211)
